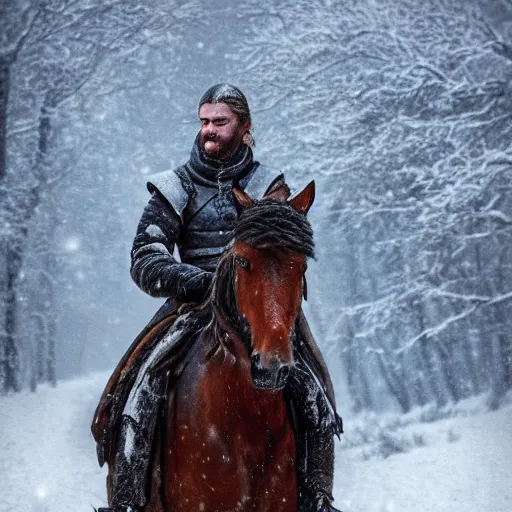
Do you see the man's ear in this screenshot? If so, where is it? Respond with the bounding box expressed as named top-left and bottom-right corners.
top-left (232, 187), bottom-right (255, 212)
top-left (288, 181), bottom-right (315, 215)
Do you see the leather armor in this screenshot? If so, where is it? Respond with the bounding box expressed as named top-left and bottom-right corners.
top-left (146, 161), bottom-right (283, 271)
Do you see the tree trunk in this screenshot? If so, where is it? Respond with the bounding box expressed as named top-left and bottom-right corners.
top-left (3, 249), bottom-right (22, 392)
top-left (0, 57), bottom-right (10, 178)
top-left (377, 351), bottom-right (411, 413)
top-left (1, 104), bottom-right (51, 393)
top-left (43, 228), bottom-right (58, 388)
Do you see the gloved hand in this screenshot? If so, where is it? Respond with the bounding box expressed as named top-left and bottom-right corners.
top-left (180, 269), bottom-right (214, 303)
top-left (300, 491), bottom-right (343, 512)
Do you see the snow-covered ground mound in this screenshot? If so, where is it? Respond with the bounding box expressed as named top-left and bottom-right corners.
top-left (1, 373), bottom-right (511, 511)
top-left (334, 395), bottom-right (512, 512)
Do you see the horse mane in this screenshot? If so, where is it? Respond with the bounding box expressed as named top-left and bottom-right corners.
top-left (235, 198), bottom-right (315, 258)
top-left (196, 198), bottom-right (315, 360)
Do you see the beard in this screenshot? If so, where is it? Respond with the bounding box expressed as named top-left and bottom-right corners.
top-left (200, 132), bottom-right (242, 160)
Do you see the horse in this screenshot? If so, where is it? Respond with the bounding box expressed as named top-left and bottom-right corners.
top-left (106, 181), bottom-right (316, 511)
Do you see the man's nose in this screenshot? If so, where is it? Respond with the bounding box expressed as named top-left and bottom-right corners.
top-left (203, 124), bottom-right (216, 135)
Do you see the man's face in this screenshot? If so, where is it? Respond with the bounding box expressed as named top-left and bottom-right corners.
top-left (199, 102), bottom-right (250, 160)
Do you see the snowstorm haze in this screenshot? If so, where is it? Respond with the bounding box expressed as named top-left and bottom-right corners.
top-left (1, 2), bottom-right (512, 508)
top-left (1, 0), bottom-right (511, 410)
top-left (2, 0), bottom-right (257, 382)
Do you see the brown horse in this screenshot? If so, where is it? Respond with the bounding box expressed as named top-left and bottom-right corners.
top-left (109, 181), bottom-right (316, 511)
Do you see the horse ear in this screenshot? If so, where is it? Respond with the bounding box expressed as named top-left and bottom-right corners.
top-left (289, 180), bottom-right (315, 215)
top-left (232, 187), bottom-right (255, 211)
top-left (263, 175), bottom-right (291, 202)
top-left (265, 185), bottom-right (291, 202)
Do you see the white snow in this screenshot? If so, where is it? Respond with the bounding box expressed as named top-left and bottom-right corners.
top-left (333, 395), bottom-right (512, 512)
top-left (0, 373), bottom-right (108, 512)
top-left (62, 236), bottom-right (81, 252)
top-left (1, 375), bottom-right (511, 511)
top-left (124, 421), bottom-right (135, 464)
top-left (139, 242), bottom-right (170, 255)
top-left (144, 224), bottom-right (165, 238)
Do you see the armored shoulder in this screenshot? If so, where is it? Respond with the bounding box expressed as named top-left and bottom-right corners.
top-left (243, 163), bottom-right (287, 199)
top-left (147, 166), bottom-right (196, 217)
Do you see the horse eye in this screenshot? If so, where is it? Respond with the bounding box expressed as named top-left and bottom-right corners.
top-left (235, 255), bottom-right (250, 271)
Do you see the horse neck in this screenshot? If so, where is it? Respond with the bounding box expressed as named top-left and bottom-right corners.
top-left (202, 304), bottom-right (246, 371)
top-left (205, 252), bottom-right (251, 357)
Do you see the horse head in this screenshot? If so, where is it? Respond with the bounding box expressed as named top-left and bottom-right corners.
top-left (217, 181), bottom-right (315, 391)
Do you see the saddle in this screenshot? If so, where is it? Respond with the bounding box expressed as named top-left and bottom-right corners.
top-left (92, 299), bottom-right (193, 466)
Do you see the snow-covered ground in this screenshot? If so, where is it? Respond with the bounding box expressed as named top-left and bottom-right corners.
top-left (334, 395), bottom-right (512, 512)
top-left (1, 373), bottom-right (511, 512)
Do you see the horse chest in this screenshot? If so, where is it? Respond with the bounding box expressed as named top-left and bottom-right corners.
top-left (168, 360), bottom-right (296, 510)
top-left (202, 358), bottom-right (288, 435)
top-left (171, 415), bottom-right (296, 511)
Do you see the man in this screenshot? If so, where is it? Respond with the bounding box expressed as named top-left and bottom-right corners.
top-left (94, 84), bottom-right (342, 512)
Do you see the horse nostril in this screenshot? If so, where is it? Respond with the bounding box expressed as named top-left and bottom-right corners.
top-left (250, 353), bottom-right (262, 369)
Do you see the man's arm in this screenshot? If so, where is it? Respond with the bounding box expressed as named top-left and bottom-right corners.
top-left (130, 192), bottom-right (213, 303)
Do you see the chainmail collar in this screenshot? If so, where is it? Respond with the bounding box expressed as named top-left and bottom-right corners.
top-left (186, 133), bottom-right (254, 187)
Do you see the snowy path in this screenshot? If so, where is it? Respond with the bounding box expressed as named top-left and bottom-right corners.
top-left (1, 373), bottom-right (511, 511)
top-left (1, 374), bottom-right (107, 512)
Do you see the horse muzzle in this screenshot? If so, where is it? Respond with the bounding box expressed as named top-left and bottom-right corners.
top-left (250, 353), bottom-right (291, 390)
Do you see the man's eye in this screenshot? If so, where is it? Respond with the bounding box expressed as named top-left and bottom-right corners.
top-left (235, 255), bottom-right (250, 271)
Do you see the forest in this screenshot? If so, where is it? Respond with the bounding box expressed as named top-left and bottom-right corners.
top-left (1, 0), bottom-right (511, 417)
